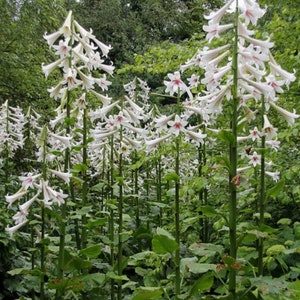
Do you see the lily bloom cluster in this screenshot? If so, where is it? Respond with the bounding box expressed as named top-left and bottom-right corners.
top-left (175, 0), bottom-right (298, 179)
top-left (43, 11), bottom-right (114, 97)
top-left (5, 127), bottom-right (71, 239)
top-left (89, 78), bottom-right (150, 171)
top-left (0, 100), bottom-right (26, 158)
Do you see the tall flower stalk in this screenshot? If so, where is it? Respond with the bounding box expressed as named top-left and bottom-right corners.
top-left (180, 0), bottom-right (297, 297)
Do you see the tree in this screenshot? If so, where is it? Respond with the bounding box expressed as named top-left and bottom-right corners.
top-left (0, 0), bottom-right (66, 109)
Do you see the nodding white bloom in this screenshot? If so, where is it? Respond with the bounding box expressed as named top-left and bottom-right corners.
top-left (42, 57), bottom-right (65, 79)
top-left (204, 0), bottom-right (235, 24)
top-left (98, 63), bottom-right (115, 76)
top-left (145, 134), bottom-right (172, 153)
top-left (6, 219), bottom-right (28, 238)
top-left (49, 169), bottom-right (72, 184)
top-left (201, 44), bottom-right (230, 65)
top-left (75, 93), bottom-right (87, 109)
top-left (49, 132), bottom-right (72, 149)
top-left (248, 151), bottom-right (261, 167)
top-left (19, 173), bottom-right (42, 190)
top-left (90, 101), bottom-right (119, 122)
top-left (6, 189), bottom-right (28, 208)
top-left (238, 19), bottom-right (255, 37)
top-left (265, 170), bottom-right (280, 182)
top-left (19, 192), bottom-right (40, 213)
top-left (249, 127), bottom-right (260, 141)
top-left (269, 54), bottom-right (296, 86)
top-left (203, 23), bottom-right (233, 43)
top-left (269, 101), bottom-right (299, 126)
top-left (47, 83), bottom-right (64, 100)
top-left (262, 115), bottom-right (277, 140)
top-left (93, 39), bottom-right (112, 57)
top-left (53, 39), bottom-right (71, 58)
top-left (266, 139), bottom-right (280, 151)
top-left (13, 210), bottom-right (28, 225)
top-left (94, 75), bottom-right (112, 91)
top-left (241, 35), bottom-right (274, 54)
top-left (63, 67), bottom-right (82, 90)
top-left (52, 189), bottom-right (68, 206)
top-left (238, 0), bottom-right (266, 26)
top-left (164, 71), bottom-right (193, 99)
top-left (154, 114), bottom-right (175, 132)
top-left (90, 90), bottom-right (112, 107)
top-left (187, 74), bottom-right (200, 88)
top-left (184, 128), bottom-right (207, 146)
top-left (44, 31), bottom-right (63, 47)
top-left (167, 115), bottom-right (188, 137)
top-left (201, 64), bottom-right (232, 91)
top-left (76, 68), bottom-right (95, 90)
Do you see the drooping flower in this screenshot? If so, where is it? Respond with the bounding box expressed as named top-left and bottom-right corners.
top-left (164, 71), bottom-right (193, 99)
top-left (19, 173), bottom-right (42, 190)
top-left (5, 219), bottom-right (28, 238)
top-left (265, 170), bottom-right (280, 182)
top-left (262, 115), bottom-right (277, 140)
top-left (248, 151), bottom-right (261, 167)
top-left (167, 115), bottom-right (188, 137)
top-left (269, 101), bottom-right (299, 126)
top-left (6, 189), bottom-right (28, 208)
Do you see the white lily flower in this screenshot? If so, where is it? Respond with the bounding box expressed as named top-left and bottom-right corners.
top-left (6, 188), bottom-right (28, 208)
top-left (269, 101), bottom-right (299, 126)
top-left (262, 115), bottom-right (277, 139)
top-left (42, 57), bottom-right (65, 79)
top-left (6, 219), bottom-right (28, 238)
top-left (19, 192), bottom-right (40, 212)
top-left (145, 134), bottom-right (172, 152)
top-left (204, 0), bottom-right (235, 24)
top-left (265, 171), bottom-right (280, 182)
top-left (49, 169), bottom-right (72, 184)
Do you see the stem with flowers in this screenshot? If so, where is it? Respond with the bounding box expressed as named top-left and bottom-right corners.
top-left (81, 106), bottom-right (89, 251)
top-left (258, 97), bottom-right (266, 276)
top-left (117, 126), bottom-right (124, 300)
top-left (228, 1), bottom-right (239, 297)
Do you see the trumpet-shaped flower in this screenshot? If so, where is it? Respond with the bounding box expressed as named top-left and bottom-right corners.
top-left (42, 57), bottom-right (65, 79)
top-left (269, 101), bottom-right (299, 126)
top-left (19, 192), bottom-right (40, 213)
top-left (265, 170), bottom-right (280, 182)
top-left (49, 169), bottom-right (72, 184)
top-left (204, 0), bottom-right (235, 24)
top-left (203, 23), bottom-right (233, 43)
top-left (145, 134), bottom-right (172, 153)
top-left (167, 115), bottom-right (188, 137)
top-left (6, 219), bottom-right (28, 238)
top-left (262, 115), bottom-right (277, 139)
top-left (249, 127), bottom-right (260, 141)
top-left (164, 71), bottom-right (193, 99)
top-left (248, 151), bottom-right (261, 167)
top-left (6, 189), bottom-right (28, 208)
top-left (19, 173), bottom-right (42, 190)
top-left (238, 0), bottom-right (266, 26)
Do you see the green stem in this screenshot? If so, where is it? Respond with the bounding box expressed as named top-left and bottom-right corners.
top-left (258, 99), bottom-right (266, 276)
top-left (81, 107), bottom-right (89, 251)
top-left (55, 91), bottom-right (71, 300)
top-left (40, 126), bottom-right (48, 300)
top-left (157, 156), bottom-right (162, 227)
top-left (228, 1), bottom-right (239, 298)
top-left (117, 126), bottom-right (124, 300)
top-left (109, 135), bottom-right (115, 300)
top-left (174, 136), bottom-right (180, 299)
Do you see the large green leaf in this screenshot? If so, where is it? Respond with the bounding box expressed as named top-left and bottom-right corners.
top-left (132, 287), bottom-right (163, 300)
top-left (152, 227), bottom-right (178, 254)
top-left (79, 244), bottom-right (101, 258)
